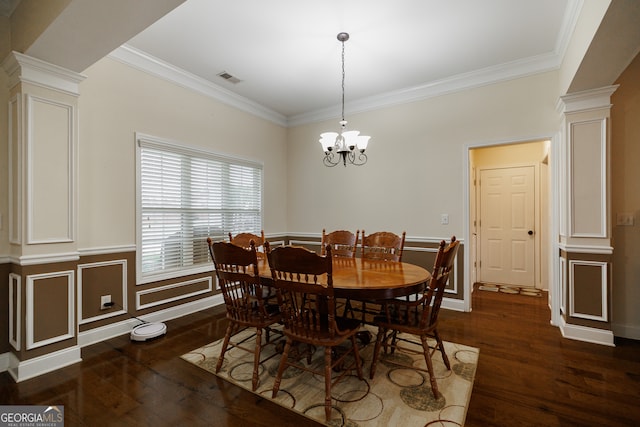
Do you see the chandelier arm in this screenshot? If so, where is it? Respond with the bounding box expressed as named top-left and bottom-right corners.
top-left (352, 151), bottom-right (368, 166)
top-left (323, 152), bottom-right (340, 167)
top-left (344, 150), bottom-right (366, 166)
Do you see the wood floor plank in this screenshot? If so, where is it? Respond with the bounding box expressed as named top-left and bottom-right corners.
top-left (2, 289), bottom-right (639, 426)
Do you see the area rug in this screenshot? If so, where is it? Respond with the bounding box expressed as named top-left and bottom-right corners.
top-left (181, 324), bottom-right (479, 426)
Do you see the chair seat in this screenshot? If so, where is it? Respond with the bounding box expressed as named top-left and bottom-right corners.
top-left (373, 304), bottom-right (432, 331)
top-left (228, 302), bottom-right (280, 326)
top-left (284, 315), bottom-right (361, 346)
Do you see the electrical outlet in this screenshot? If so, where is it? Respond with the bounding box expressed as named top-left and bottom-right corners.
top-left (100, 295), bottom-right (112, 310)
top-left (440, 213), bottom-right (449, 225)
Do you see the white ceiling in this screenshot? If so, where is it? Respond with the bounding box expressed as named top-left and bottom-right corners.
top-left (124, 0), bottom-right (578, 124)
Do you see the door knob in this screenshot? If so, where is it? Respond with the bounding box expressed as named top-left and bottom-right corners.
top-left (528, 230), bottom-right (534, 235)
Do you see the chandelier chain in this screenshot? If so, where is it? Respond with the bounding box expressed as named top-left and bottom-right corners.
top-left (341, 38), bottom-right (346, 122)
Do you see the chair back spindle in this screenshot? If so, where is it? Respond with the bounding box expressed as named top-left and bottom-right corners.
top-left (266, 243), bottom-right (336, 339)
top-left (321, 229), bottom-right (359, 258)
top-left (361, 230), bottom-right (406, 261)
top-left (229, 230), bottom-right (266, 259)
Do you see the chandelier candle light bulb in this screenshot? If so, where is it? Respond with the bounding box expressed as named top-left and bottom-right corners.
top-left (319, 32), bottom-right (371, 167)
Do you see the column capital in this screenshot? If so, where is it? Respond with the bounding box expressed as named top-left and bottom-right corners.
top-left (2, 51), bottom-right (86, 95)
top-left (558, 85), bottom-right (619, 114)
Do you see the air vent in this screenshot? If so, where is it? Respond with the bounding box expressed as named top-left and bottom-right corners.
top-left (217, 71), bottom-right (241, 84)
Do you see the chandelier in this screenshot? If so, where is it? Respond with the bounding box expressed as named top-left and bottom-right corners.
top-left (319, 32), bottom-right (371, 167)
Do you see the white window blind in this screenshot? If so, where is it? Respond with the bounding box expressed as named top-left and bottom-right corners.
top-left (137, 135), bottom-right (262, 278)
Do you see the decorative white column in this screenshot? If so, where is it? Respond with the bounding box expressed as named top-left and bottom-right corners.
top-left (3, 51), bottom-right (86, 381)
top-left (557, 85), bottom-right (618, 346)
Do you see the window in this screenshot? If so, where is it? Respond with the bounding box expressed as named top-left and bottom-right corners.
top-left (136, 134), bottom-right (262, 281)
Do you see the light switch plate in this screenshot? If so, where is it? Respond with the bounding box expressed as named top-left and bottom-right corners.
top-left (616, 213), bottom-right (635, 226)
top-left (440, 214), bottom-right (449, 225)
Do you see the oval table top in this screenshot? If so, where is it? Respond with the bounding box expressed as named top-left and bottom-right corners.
top-left (259, 257), bottom-right (431, 300)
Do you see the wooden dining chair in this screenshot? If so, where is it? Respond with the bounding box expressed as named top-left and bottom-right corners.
top-left (207, 237), bottom-right (282, 391)
top-left (321, 229), bottom-right (359, 258)
top-left (369, 236), bottom-right (460, 398)
top-left (229, 230), bottom-right (266, 259)
top-left (346, 230), bottom-right (407, 323)
top-left (264, 242), bottom-right (364, 422)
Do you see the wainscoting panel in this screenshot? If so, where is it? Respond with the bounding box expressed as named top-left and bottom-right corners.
top-left (78, 259), bottom-right (128, 324)
top-left (26, 94), bottom-right (75, 244)
top-left (9, 273), bottom-right (21, 350)
top-left (559, 256), bottom-right (566, 315)
top-left (9, 95), bottom-right (21, 244)
top-left (569, 118), bottom-right (607, 238)
top-left (136, 277), bottom-right (212, 310)
top-left (26, 270), bottom-right (75, 350)
top-left (569, 260), bottom-right (608, 322)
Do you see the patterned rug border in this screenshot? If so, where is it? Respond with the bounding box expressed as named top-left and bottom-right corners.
top-left (181, 324), bottom-right (479, 426)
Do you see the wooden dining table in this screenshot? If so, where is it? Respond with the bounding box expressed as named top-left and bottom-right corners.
top-left (258, 257), bottom-right (431, 300)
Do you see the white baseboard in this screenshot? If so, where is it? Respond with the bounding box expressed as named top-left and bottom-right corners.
top-left (3, 294), bottom-right (225, 382)
top-left (442, 297), bottom-right (466, 312)
top-left (560, 317), bottom-right (615, 346)
top-left (612, 322), bottom-right (640, 340)
top-left (78, 293), bottom-right (224, 348)
top-left (8, 346), bottom-right (82, 382)
top-left (0, 352), bottom-right (9, 372)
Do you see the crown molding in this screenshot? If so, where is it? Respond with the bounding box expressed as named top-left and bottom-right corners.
top-left (288, 51), bottom-right (562, 127)
top-left (109, 0), bottom-right (582, 128)
top-left (108, 45), bottom-right (288, 127)
top-left (111, 44), bottom-right (563, 129)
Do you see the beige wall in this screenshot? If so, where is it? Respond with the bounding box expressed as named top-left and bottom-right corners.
top-left (611, 52), bottom-right (640, 338)
top-left (2, 0), bottom-right (71, 59)
top-left (77, 56), bottom-right (289, 249)
top-left (0, 16), bottom-right (10, 58)
top-left (286, 71), bottom-right (562, 239)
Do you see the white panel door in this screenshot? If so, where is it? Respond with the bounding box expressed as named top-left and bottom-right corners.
top-left (479, 166), bottom-right (535, 286)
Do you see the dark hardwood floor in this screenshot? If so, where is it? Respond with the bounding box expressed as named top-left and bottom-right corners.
top-left (2, 289), bottom-right (639, 426)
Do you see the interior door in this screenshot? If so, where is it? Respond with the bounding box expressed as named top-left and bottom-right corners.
top-left (479, 166), bottom-right (535, 286)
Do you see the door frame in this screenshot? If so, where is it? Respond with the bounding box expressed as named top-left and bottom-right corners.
top-left (463, 135), bottom-right (560, 327)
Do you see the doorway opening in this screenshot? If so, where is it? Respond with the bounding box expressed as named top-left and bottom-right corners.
top-left (468, 140), bottom-right (551, 305)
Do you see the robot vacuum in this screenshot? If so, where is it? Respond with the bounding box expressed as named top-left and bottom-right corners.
top-left (130, 322), bottom-right (167, 342)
